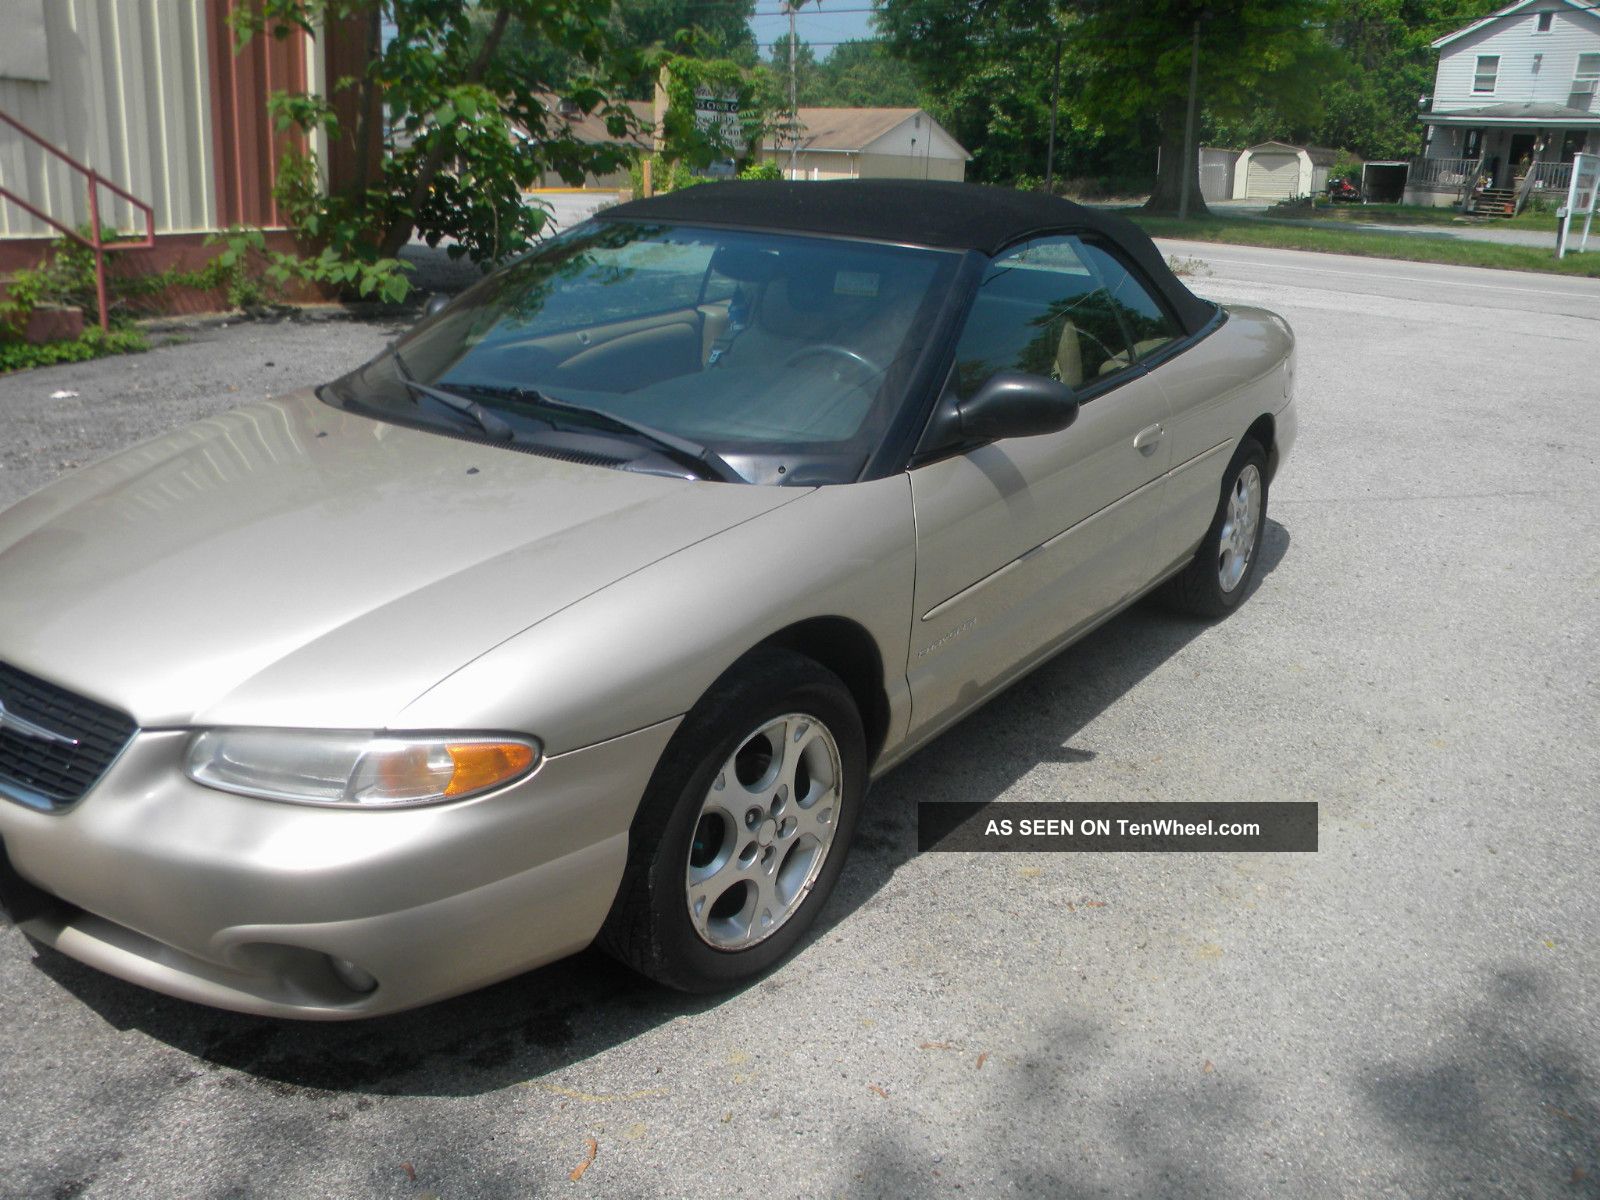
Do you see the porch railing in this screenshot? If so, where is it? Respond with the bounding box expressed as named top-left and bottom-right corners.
top-left (1408, 156), bottom-right (1480, 192)
top-left (1523, 160), bottom-right (1574, 193)
top-left (0, 108), bottom-right (154, 331)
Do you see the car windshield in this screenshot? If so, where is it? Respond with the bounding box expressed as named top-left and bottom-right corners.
top-left (326, 221), bottom-right (959, 484)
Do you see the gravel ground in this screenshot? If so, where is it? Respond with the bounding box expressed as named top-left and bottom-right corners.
top-left (0, 315), bottom-right (401, 507)
top-left (0, 245), bottom-right (1597, 1200)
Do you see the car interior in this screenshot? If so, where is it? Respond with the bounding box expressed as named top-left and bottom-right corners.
top-left (435, 237), bottom-right (944, 448)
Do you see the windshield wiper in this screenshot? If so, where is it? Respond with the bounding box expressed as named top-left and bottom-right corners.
top-left (440, 381), bottom-right (742, 483)
top-left (392, 352), bottom-right (515, 441)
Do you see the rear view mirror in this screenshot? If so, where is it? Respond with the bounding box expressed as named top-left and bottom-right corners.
top-left (708, 245), bottom-right (781, 283)
top-left (957, 371), bottom-right (1079, 440)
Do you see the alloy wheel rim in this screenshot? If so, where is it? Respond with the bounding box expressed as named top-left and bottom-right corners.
top-left (685, 713), bottom-right (842, 950)
top-left (1218, 463), bottom-right (1262, 594)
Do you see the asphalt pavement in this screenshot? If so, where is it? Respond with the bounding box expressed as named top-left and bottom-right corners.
top-left (0, 243), bottom-right (1597, 1199)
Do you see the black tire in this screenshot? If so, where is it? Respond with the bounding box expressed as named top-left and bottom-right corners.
top-left (1160, 438), bottom-right (1269, 618)
top-left (596, 647), bottom-right (866, 992)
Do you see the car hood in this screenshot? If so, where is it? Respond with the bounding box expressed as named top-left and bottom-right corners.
top-left (0, 390), bottom-right (806, 729)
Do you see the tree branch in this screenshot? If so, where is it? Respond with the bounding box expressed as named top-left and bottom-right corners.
top-left (379, 6), bottom-right (513, 257)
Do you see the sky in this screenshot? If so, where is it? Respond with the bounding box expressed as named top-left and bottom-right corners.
top-left (747, 1), bottom-right (878, 60)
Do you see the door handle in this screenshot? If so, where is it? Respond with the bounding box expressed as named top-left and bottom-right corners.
top-left (1133, 423), bottom-right (1165, 453)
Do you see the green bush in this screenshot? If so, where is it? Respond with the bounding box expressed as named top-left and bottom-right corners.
top-left (1328, 154), bottom-right (1364, 188)
top-left (0, 326), bottom-right (148, 375)
top-left (739, 160), bottom-right (782, 181)
top-left (628, 153), bottom-right (720, 195)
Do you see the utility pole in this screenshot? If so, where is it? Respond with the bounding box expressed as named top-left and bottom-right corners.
top-left (1045, 37), bottom-right (1061, 193)
top-left (787, 2), bottom-right (799, 180)
top-left (1178, 16), bottom-right (1200, 219)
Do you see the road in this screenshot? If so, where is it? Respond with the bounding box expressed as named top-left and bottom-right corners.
top-left (1, 245), bottom-right (1598, 1199)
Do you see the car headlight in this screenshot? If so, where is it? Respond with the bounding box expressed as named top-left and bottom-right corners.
top-left (185, 729), bottom-right (540, 807)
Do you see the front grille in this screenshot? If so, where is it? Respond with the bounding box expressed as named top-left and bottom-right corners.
top-left (0, 661), bottom-right (137, 810)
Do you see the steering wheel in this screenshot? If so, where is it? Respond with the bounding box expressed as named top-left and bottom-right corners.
top-left (783, 344), bottom-right (885, 379)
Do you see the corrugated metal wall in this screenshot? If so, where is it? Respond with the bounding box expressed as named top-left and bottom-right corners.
top-left (206, 0), bottom-right (308, 229)
top-left (0, 0), bottom-right (217, 237)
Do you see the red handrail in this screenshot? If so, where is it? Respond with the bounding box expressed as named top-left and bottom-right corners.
top-left (0, 108), bottom-right (155, 331)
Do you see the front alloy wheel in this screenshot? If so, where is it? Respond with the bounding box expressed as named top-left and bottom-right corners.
top-left (598, 648), bottom-right (865, 992)
top-left (686, 714), bottom-right (842, 949)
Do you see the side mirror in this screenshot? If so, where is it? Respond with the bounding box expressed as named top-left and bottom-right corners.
top-left (956, 371), bottom-right (1079, 440)
top-left (422, 292), bottom-right (451, 320)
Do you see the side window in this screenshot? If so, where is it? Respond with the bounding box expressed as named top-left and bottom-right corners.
top-left (1074, 242), bottom-right (1183, 365)
top-left (949, 236), bottom-right (1179, 398)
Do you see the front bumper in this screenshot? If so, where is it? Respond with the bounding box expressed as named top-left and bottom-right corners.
top-left (0, 718), bottom-right (679, 1019)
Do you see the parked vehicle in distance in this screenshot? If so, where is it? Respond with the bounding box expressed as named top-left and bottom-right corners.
top-left (1325, 175), bottom-right (1363, 203)
top-left (0, 181), bottom-right (1295, 1018)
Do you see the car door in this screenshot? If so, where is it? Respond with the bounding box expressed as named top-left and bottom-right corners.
top-left (904, 235), bottom-right (1177, 743)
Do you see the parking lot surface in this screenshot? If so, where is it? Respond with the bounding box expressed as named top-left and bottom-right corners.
top-left (1, 243), bottom-right (1597, 1199)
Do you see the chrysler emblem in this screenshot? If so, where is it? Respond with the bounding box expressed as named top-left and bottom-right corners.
top-left (0, 696), bottom-right (79, 747)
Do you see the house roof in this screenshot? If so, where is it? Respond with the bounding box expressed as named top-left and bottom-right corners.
top-left (599, 179), bottom-right (1216, 333)
top-left (522, 97), bottom-right (653, 149)
top-left (1431, 0), bottom-right (1600, 49)
top-left (1424, 101), bottom-right (1600, 126)
top-left (764, 107), bottom-right (971, 159)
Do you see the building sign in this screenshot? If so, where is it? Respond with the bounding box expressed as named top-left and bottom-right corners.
top-left (1557, 152), bottom-right (1599, 259)
top-left (692, 86), bottom-right (743, 151)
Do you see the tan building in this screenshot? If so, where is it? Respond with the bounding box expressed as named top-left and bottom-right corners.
top-left (761, 108), bottom-right (970, 182)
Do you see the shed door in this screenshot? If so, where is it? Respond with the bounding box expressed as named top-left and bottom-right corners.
top-left (1246, 152), bottom-right (1299, 198)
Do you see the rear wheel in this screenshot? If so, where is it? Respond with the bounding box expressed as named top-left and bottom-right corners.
top-left (597, 648), bottom-right (865, 992)
top-left (1161, 438), bottom-right (1268, 618)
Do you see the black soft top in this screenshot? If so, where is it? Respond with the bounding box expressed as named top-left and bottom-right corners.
top-left (599, 179), bottom-right (1217, 335)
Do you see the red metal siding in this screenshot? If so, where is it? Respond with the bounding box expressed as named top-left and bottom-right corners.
top-left (205, 0), bottom-right (308, 229)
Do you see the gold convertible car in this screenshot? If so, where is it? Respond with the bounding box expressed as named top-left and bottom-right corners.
top-left (0, 181), bottom-right (1294, 1017)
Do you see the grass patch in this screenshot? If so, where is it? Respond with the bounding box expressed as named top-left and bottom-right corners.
top-left (1125, 214), bottom-right (1600, 277)
top-left (0, 326), bottom-right (149, 375)
top-left (1283, 202), bottom-right (1562, 232)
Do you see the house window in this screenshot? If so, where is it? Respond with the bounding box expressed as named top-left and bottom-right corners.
top-left (1473, 55), bottom-right (1499, 93)
top-left (1462, 129), bottom-right (1484, 160)
top-left (1574, 53), bottom-right (1600, 110)
top-left (1536, 11), bottom-right (1553, 32)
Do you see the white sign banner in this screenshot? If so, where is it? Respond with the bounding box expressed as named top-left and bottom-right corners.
top-left (1556, 152), bottom-right (1600, 258)
top-left (692, 86), bottom-right (743, 151)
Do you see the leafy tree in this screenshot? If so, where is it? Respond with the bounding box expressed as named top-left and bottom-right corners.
top-left (810, 40), bottom-right (921, 107)
top-left (1061, 0), bottom-right (1340, 215)
top-left (235, 0), bottom-right (652, 286)
top-left (1307, 0), bottom-right (1502, 159)
top-left (766, 33), bottom-right (822, 105)
top-left (491, 0), bottom-right (760, 99)
top-left (610, 0), bottom-right (760, 83)
top-left (1202, 1), bottom-right (1503, 161)
top-left (877, 0), bottom-right (1082, 184)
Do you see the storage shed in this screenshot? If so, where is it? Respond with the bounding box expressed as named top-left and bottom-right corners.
top-left (1232, 142), bottom-right (1339, 200)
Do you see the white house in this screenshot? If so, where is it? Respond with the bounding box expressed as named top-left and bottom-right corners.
top-left (1408, 0), bottom-right (1600, 206)
top-left (760, 108), bottom-right (970, 182)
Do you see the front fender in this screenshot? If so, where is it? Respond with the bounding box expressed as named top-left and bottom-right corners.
top-left (395, 476), bottom-right (917, 758)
